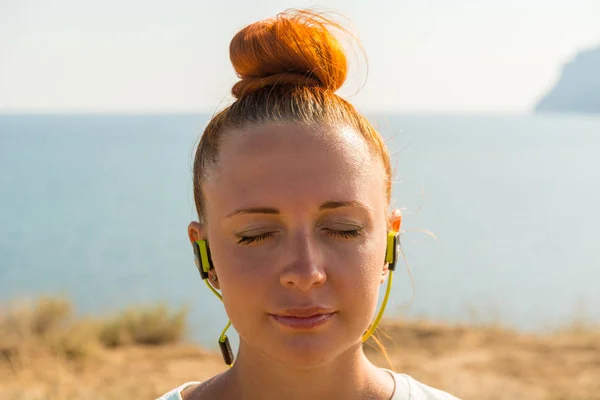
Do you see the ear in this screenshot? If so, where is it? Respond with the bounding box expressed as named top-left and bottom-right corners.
top-left (187, 221), bottom-right (204, 244)
top-left (187, 222), bottom-right (220, 289)
top-left (389, 209), bottom-right (402, 233)
top-left (381, 209), bottom-right (402, 284)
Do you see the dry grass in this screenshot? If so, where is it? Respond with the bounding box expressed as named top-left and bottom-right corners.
top-left (0, 297), bottom-right (187, 365)
top-left (98, 303), bottom-right (187, 347)
top-left (1, 297), bottom-right (599, 399)
top-left (365, 318), bottom-right (600, 400)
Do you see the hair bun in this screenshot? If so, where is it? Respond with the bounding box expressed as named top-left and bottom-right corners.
top-left (229, 10), bottom-right (348, 99)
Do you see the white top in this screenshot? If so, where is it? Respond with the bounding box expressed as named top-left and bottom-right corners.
top-left (156, 370), bottom-right (459, 399)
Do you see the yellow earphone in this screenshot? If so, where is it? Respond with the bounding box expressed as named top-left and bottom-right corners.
top-left (192, 240), bottom-right (235, 365)
top-left (193, 230), bottom-right (401, 366)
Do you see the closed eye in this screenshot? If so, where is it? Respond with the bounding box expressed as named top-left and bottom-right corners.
top-left (236, 232), bottom-right (275, 245)
top-left (237, 229), bottom-right (362, 245)
top-left (325, 229), bottom-right (363, 240)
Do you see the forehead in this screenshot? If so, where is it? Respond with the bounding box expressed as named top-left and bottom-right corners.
top-left (203, 123), bottom-right (386, 215)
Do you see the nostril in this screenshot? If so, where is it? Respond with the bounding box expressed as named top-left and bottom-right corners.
top-left (280, 261), bottom-right (327, 290)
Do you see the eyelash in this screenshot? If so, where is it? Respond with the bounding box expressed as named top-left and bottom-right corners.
top-left (330, 229), bottom-right (363, 239)
top-left (236, 232), bottom-right (275, 245)
top-left (236, 229), bottom-right (363, 246)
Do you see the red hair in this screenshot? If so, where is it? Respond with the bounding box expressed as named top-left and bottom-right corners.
top-left (193, 9), bottom-right (392, 221)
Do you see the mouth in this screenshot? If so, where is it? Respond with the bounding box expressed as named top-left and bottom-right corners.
top-left (270, 308), bottom-right (336, 330)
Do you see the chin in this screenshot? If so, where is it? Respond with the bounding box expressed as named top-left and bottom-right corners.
top-left (237, 318), bottom-right (364, 368)
top-left (263, 333), bottom-right (352, 368)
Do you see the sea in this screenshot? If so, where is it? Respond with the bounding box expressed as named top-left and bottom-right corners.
top-left (1, 113), bottom-right (599, 349)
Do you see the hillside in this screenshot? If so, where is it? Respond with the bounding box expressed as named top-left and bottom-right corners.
top-left (535, 45), bottom-right (600, 113)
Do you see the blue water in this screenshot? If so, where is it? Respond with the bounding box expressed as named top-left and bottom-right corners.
top-left (1, 114), bottom-right (599, 348)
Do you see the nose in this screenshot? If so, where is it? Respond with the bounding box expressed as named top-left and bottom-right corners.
top-left (279, 230), bottom-right (327, 291)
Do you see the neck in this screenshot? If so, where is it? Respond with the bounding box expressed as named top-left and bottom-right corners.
top-left (216, 340), bottom-right (394, 400)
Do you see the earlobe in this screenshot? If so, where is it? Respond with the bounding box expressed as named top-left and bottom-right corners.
top-left (208, 272), bottom-right (221, 290)
top-left (380, 264), bottom-right (389, 285)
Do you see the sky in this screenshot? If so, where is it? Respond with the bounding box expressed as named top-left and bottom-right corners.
top-left (1, 0), bottom-right (599, 114)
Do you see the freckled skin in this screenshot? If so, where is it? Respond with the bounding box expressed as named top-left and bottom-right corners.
top-left (187, 123), bottom-right (400, 400)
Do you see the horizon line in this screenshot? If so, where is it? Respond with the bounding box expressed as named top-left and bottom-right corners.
top-left (0, 110), bottom-right (535, 117)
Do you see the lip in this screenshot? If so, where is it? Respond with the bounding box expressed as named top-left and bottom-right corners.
top-left (270, 308), bottom-right (336, 329)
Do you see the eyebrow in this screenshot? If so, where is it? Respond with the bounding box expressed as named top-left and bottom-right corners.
top-left (225, 207), bottom-right (280, 218)
top-left (225, 200), bottom-right (368, 218)
top-left (319, 200), bottom-right (369, 212)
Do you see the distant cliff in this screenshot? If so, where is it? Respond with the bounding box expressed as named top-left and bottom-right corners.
top-left (535, 45), bottom-right (600, 113)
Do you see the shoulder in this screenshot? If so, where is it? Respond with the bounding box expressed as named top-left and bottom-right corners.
top-left (393, 372), bottom-right (460, 400)
top-left (155, 382), bottom-right (201, 400)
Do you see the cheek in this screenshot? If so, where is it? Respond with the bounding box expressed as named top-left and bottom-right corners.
top-left (209, 242), bottom-right (271, 322)
top-left (340, 244), bottom-right (383, 309)
top-left (214, 243), bottom-right (275, 288)
top-left (329, 234), bottom-right (387, 311)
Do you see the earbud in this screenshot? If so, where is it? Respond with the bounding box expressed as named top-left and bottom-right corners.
top-left (385, 230), bottom-right (400, 271)
top-left (193, 239), bottom-right (234, 366)
top-left (192, 239), bottom-right (213, 280)
top-left (361, 229), bottom-right (401, 343)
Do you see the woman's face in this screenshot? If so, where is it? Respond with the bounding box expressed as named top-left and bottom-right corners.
top-left (195, 123), bottom-right (390, 367)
